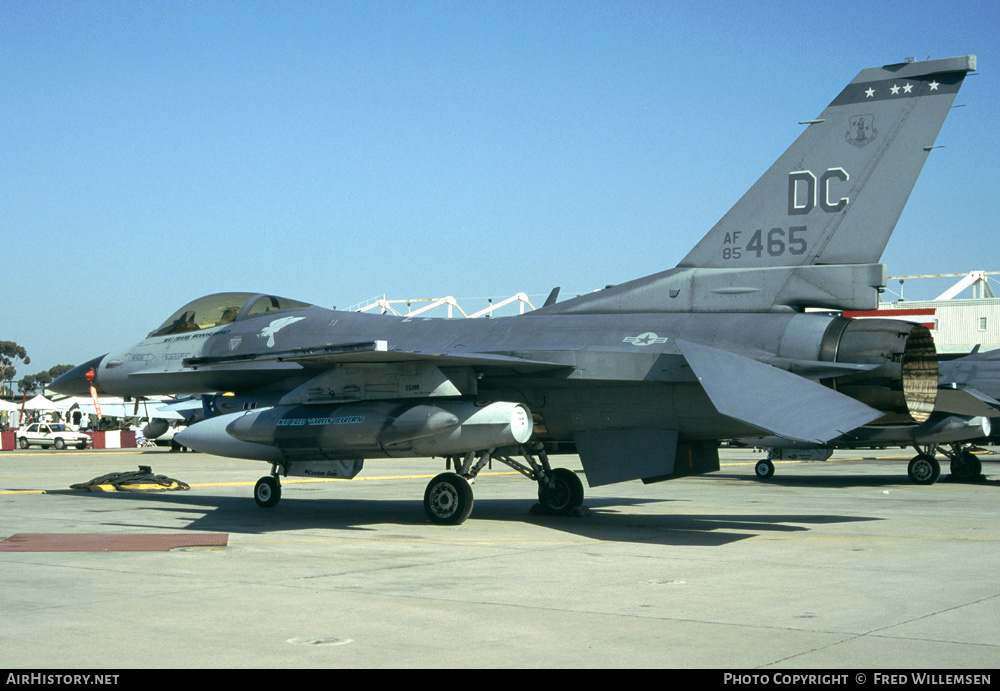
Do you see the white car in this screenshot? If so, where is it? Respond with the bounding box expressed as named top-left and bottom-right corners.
top-left (17, 423), bottom-right (90, 450)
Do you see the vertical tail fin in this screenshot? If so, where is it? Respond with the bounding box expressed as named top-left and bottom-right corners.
top-left (678, 55), bottom-right (976, 269)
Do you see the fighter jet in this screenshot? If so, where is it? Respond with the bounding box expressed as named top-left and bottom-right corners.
top-left (937, 346), bottom-right (1000, 419)
top-left (752, 346), bottom-right (1000, 484)
top-left (750, 413), bottom-right (992, 484)
top-left (53, 56), bottom-right (977, 524)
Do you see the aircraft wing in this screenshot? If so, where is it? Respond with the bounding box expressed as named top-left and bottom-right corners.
top-left (183, 340), bottom-right (574, 374)
top-left (71, 399), bottom-right (187, 420)
top-left (676, 339), bottom-right (883, 443)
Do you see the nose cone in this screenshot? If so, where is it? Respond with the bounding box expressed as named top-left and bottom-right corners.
top-left (49, 355), bottom-right (108, 396)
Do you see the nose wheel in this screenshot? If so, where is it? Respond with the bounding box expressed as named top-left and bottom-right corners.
top-left (254, 475), bottom-right (282, 508)
top-left (754, 459), bottom-right (775, 480)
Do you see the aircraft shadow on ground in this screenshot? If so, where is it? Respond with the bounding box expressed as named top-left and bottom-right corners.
top-left (42, 488), bottom-right (881, 547)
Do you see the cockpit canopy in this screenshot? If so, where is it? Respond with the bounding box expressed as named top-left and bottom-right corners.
top-left (149, 292), bottom-right (312, 337)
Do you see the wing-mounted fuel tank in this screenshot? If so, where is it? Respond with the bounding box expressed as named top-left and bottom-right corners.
top-left (817, 316), bottom-right (937, 424)
top-left (223, 399), bottom-right (533, 461)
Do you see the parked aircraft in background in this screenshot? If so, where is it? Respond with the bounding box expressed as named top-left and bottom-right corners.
top-left (52, 56), bottom-right (977, 524)
top-left (753, 345), bottom-right (999, 484)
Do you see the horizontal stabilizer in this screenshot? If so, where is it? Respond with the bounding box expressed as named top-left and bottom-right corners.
top-left (934, 387), bottom-right (1000, 418)
top-left (677, 339), bottom-right (882, 443)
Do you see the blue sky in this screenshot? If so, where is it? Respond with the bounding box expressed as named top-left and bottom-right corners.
top-left (3, 0), bottom-right (997, 376)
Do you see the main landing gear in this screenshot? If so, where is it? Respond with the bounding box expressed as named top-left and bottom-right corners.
top-left (251, 444), bottom-right (586, 526)
top-left (947, 445), bottom-right (983, 481)
top-left (907, 444), bottom-right (984, 484)
top-left (907, 451), bottom-right (940, 485)
top-left (425, 443), bottom-right (585, 525)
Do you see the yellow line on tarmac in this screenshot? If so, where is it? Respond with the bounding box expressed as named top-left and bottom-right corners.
top-left (721, 455), bottom-right (913, 468)
top-left (752, 535), bottom-right (1000, 542)
top-left (0, 470), bottom-right (525, 495)
top-left (247, 539), bottom-right (594, 545)
top-left (0, 451), bottom-right (950, 495)
top-left (186, 470), bottom-right (524, 489)
top-left (0, 449), bottom-right (152, 457)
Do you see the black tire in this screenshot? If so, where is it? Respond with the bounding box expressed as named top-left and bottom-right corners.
top-left (254, 476), bottom-right (281, 508)
top-left (755, 459), bottom-right (775, 480)
top-left (908, 454), bottom-right (940, 485)
top-left (54, 438), bottom-right (65, 450)
top-left (950, 452), bottom-right (982, 481)
top-left (18, 438), bottom-right (28, 449)
top-left (424, 472), bottom-right (474, 525)
top-left (537, 468), bottom-right (585, 515)
top-left (76, 442), bottom-right (87, 450)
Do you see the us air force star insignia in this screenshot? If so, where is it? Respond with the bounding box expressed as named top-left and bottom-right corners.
top-left (623, 332), bottom-right (668, 347)
top-left (929, 80), bottom-right (940, 91)
top-left (258, 316), bottom-right (306, 348)
top-left (864, 87), bottom-right (875, 98)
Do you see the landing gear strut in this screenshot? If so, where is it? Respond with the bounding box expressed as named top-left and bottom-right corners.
top-left (425, 443), bottom-right (586, 525)
top-left (246, 449), bottom-right (585, 523)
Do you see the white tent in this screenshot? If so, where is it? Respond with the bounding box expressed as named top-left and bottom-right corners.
top-left (23, 394), bottom-right (65, 411)
top-left (61, 396), bottom-right (185, 420)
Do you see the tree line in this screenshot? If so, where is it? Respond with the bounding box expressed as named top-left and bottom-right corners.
top-left (0, 340), bottom-right (74, 395)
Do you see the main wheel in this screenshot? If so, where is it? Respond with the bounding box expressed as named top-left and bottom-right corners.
top-left (950, 452), bottom-right (982, 481)
top-left (908, 454), bottom-right (940, 485)
top-left (254, 476), bottom-right (281, 508)
top-left (18, 438), bottom-right (28, 449)
top-left (424, 472), bottom-right (474, 525)
top-left (537, 468), bottom-right (585, 515)
top-left (54, 438), bottom-right (65, 450)
top-left (755, 459), bottom-right (775, 480)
